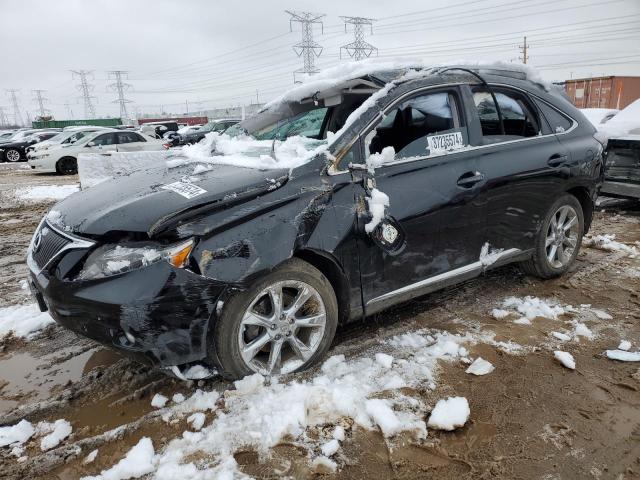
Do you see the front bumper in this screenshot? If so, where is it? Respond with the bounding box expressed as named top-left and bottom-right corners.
top-left (28, 227), bottom-right (227, 367)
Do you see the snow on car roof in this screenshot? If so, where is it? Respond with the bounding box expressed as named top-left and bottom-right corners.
top-left (264, 59), bottom-right (553, 111)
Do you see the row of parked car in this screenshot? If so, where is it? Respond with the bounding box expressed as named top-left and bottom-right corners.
top-left (0, 118), bottom-right (240, 175)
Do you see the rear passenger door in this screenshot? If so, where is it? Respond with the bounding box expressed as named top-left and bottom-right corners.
top-left (465, 85), bottom-right (571, 253)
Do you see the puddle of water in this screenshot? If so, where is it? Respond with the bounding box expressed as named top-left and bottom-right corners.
top-left (0, 348), bottom-right (121, 416)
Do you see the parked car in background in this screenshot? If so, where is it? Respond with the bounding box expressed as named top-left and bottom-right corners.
top-left (0, 130), bottom-right (16, 141)
top-left (600, 136), bottom-right (640, 200)
top-left (28, 129), bottom-right (164, 174)
top-left (139, 121), bottom-right (179, 139)
top-left (27, 127), bottom-right (109, 158)
top-left (581, 108), bottom-right (619, 126)
top-left (27, 63), bottom-right (603, 380)
top-left (166, 118), bottom-right (240, 147)
top-left (0, 131), bottom-right (60, 162)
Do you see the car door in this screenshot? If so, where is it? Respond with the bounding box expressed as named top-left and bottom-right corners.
top-left (355, 87), bottom-right (487, 314)
top-left (87, 132), bottom-right (117, 153)
top-left (464, 85), bottom-right (572, 253)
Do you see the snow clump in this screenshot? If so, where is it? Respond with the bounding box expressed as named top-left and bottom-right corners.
top-left (427, 397), bottom-right (470, 431)
top-left (554, 351), bottom-right (576, 370)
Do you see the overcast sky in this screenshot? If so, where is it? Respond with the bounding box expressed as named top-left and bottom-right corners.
top-left (1, 0), bottom-right (639, 121)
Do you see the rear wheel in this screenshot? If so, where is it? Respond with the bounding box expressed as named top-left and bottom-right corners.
top-left (5, 149), bottom-right (21, 162)
top-left (210, 258), bottom-right (338, 380)
top-left (521, 194), bottom-right (584, 278)
top-left (56, 157), bottom-right (77, 175)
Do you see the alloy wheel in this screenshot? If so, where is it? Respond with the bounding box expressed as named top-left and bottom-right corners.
top-left (6, 149), bottom-right (20, 162)
top-left (545, 205), bottom-right (579, 269)
top-left (238, 280), bottom-right (327, 375)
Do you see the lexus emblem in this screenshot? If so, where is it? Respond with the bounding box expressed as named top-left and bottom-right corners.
top-left (33, 231), bottom-right (42, 252)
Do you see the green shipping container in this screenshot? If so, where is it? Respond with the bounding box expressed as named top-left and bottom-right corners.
top-left (32, 118), bottom-right (122, 129)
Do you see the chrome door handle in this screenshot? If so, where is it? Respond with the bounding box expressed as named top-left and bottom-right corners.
top-left (457, 171), bottom-right (485, 187)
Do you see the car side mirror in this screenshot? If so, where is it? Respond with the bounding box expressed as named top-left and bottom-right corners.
top-left (86, 141), bottom-right (95, 147)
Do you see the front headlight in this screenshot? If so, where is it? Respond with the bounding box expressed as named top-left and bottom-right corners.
top-left (77, 238), bottom-right (194, 281)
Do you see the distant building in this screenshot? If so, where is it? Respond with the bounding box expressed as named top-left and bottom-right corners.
top-left (564, 76), bottom-right (640, 109)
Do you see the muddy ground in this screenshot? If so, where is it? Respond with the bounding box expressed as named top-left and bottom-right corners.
top-left (0, 164), bottom-right (639, 479)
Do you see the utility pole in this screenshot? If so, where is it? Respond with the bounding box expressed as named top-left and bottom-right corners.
top-left (340, 16), bottom-right (378, 61)
top-left (519, 36), bottom-right (529, 64)
top-left (286, 10), bottom-right (325, 83)
top-left (32, 89), bottom-right (50, 118)
top-left (0, 106), bottom-right (7, 127)
top-left (64, 102), bottom-right (74, 118)
top-left (107, 70), bottom-right (132, 120)
top-left (71, 70), bottom-right (97, 119)
top-left (6, 89), bottom-right (23, 126)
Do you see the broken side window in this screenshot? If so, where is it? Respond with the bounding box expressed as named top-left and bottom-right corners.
top-left (367, 90), bottom-right (466, 161)
top-left (473, 88), bottom-right (541, 143)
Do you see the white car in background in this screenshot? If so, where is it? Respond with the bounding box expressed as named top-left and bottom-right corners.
top-left (27, 127), bottom-right (109, 158)
top-left (28, 129), bottom-right (164, 174)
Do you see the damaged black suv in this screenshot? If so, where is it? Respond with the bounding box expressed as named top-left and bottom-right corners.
top-left (27, 64), bottom-right (603, 380)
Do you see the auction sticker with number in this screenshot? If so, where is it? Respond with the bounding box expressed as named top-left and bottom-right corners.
top-left (427, 131), bottom-right (464, 152)
top-left (161, 181), bottom-right (207, 199)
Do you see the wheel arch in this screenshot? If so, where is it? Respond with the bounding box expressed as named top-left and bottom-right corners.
top-left (294, 248), bottom-right (351, 325)
top-left (566, 186), bottom-right (593, 233)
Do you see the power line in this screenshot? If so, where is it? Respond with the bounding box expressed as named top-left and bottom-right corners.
top-left (107, 70), bottom-right (133, 119)
top-left (32, 89), bottom-right (50, 118)
top-left (71, 70), bottom-right (97, 119)
top-left (340, 16), bottom-right (377, 61)
top-left (6, 90), bottom-right (23, 127)
top-left (286, 10), bottom-right (326, 82)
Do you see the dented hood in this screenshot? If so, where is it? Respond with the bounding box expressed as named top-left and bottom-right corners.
top-left (54, 164), bottom-right (288, 237)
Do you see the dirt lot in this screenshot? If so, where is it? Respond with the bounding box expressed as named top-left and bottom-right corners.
top-left (1, 164), bottom-right (639, 480)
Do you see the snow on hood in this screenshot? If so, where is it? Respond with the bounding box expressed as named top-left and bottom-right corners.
top-left (167, 132), bottom-right (329, 171)
top-left (580, 108), bottom-right (619, 126)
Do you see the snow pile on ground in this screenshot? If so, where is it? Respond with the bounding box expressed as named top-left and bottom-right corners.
top-left (583, 234), bottom-right (638, 258)
top-left (82, 437), bottom-right (156, 480)
top-left (37, 419), bottom-right (72, 451)
top-left (499, 296), bottom-right (566, 323)
top-left (169, 133), bottom-right (327, 171)
top-left (606, 350), bottom-right (640, 362)
top-left (151, 394), bottom-right (168, 408)
top-left (91, 329), bottom-right (481, 478)
top-left (427, 397), bottom-right (470, 431)
top-left (554, 351), bottom-right (576, 370)
top-left (0, 420), bottom-right (35, 448)
top-left (0, 303), bottom-right (54, 339)
top-left (465, 357), bottom-right (494, 376)
top-left (15, 184), bottom-right (79, 201)
top-left (618, 340), bottom-right (632, 351)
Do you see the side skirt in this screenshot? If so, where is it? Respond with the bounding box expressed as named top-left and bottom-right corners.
top-left (364, 248), bottom-right (530, 316)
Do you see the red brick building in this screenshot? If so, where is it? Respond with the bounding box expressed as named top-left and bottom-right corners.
top-left (564, 76), bottom-right (640, 110)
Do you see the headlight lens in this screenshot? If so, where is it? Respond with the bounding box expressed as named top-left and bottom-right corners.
top-left (77, 238), bottom-right (194, 281)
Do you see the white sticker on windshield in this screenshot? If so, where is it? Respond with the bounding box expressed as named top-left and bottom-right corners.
top-left (427, 131), bottom-right (464, 153)
top-left (161, 181), bottom-right (207, 199)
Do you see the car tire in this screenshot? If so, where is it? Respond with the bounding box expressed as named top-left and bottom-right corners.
top-left (520, 194), bottom-right (584, 279)
top-left (210, 258), bottom-right (338, 380)
top-left (56, 157), bottom-right (77, 175)
top-left (5, 149), bottom-right (21, 162)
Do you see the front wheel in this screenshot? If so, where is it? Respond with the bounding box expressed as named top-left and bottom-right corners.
top-left (5, 149), bottom-right (21, 162)
top-left (210, 258), bottom-right (338, 380)
top-left (521, 194), bottom-right (584, 279)
top-left (56, 157), bottom-right (77, 175)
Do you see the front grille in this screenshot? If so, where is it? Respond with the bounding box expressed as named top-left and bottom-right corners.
top-left (32, 223), bottom-right (72, 269)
